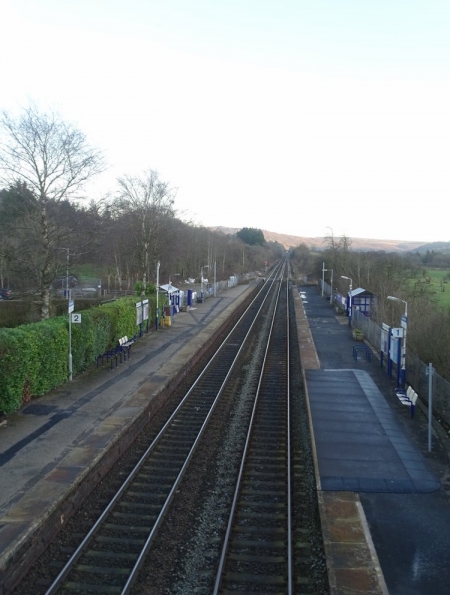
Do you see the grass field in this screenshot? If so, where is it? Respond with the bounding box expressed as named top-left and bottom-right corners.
top-left (423, 269), bottom-right (450, 307)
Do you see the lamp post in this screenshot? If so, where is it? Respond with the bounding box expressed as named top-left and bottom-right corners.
top-left (341, 275), bottom-right (353, 327)
top-left (387, 295), bottom-right (408, 388)
top-left (156, 261), bottom-right (160, 329)
top-left (168, 273), bottom-right (180, 288)
top-left (322, 265), bottom-right (333, 304)
top-left (321, 262), bottom-right (325, 297)
top-left (201, 265), bottom-right (209, 300)
top-left (57, 247), bottom-right (72, 380)
top-left (328, 269), bottom-right (334, 305)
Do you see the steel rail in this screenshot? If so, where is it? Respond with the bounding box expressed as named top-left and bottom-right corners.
top-left (212, 263), bottom-right (293, 593)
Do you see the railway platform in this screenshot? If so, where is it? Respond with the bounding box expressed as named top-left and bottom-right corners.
top-left (295, 285), bottom-right (450, 595)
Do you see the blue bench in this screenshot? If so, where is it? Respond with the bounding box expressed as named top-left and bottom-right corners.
top-left (97, 350), bottom-right (119, 370)
top-left (96, 336), bottom-right (136, 370)
top-left (395, 386), bottom-right (418, 418)
top-left (116, 335), bottom-right (136, 360)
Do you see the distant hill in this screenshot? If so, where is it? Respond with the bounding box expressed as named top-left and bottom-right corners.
top-left (210, 227), bottom-right (429, 252)
top-left (412, 241), bottom-right (450, 254)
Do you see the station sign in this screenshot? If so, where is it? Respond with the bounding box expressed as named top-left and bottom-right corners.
top-left (391, 327), bottom-right (404, 338)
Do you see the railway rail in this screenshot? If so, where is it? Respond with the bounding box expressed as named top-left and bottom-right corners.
top-left (15, 261), bottom-right (329, 595)
top-left (213, 269), bottom-right (293, 593)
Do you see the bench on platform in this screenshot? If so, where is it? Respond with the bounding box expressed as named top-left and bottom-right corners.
top-left (117, 336), bottom-right (135, 359)
top-left (353, 344), bottom-right (371, 362)
top-left (97, 350), bottom-right (119, 370)
top-left (96, 336), bottom-right (136, 370)
top-left (395, 385), bottom-right (418, 418)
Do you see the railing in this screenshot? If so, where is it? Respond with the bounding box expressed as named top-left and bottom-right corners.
top-left (352, 309), bottom-right (450, 426)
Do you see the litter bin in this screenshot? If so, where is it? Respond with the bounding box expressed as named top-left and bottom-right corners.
top-left (164, 305), bottom-right (173, 326)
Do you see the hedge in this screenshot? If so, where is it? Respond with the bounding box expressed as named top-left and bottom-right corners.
top-left (0, 295), bottom-right (162, 415)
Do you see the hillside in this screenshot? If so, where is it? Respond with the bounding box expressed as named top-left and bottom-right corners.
top-left (211, 227), bottom-right (428, 252)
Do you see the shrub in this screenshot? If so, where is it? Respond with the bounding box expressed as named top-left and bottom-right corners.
top-left (0, 327), bottom-right (33, 413)
top-left (0, 295), bottom-right (159, 415)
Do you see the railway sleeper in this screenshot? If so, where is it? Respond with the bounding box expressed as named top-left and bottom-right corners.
top-left (101, 522), bottom-right (153, 533)
top-left (74, 565), bottom-right (132, 575)
top-left (229, 539), bottom-right (285, 553)
top-left (228, 552), bottom-right (286, 563)
top-left (117, 501), bottom-right (162, 510)
top-left (232, 526), bottom-right (286, 537)
top-left (62, 580), bottom-right (122, 593)
top-left (224, 571), bottom-right (286, 585)
top-left (84, 550), bottom-right (138, 561)
top-left (110, 511), bottom-right (157, 522)
top-left (242, 474), bottom-right (286, 482)
top-left (94, 535), bottom-right (145, 546)
top-left (240, 487), bottom-right (286, 496)
top-left (236, 511), bottom-right (286, 520)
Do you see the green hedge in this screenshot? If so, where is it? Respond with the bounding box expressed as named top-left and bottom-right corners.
top-left (0, 295), bottom-right (162, 415)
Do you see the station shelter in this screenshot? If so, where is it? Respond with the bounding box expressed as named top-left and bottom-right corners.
top-left (159, 284), bottom-right (185, 323)
top-left (348, 287), bottom-right (377, 317)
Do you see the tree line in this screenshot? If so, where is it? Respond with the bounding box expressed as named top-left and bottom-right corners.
top-left (290, 230), bottom-right (450, 382)
top-left (0, 105), bottom-right (284, 320)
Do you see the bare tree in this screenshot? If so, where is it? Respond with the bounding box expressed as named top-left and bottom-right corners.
top-left (0, 104), bottom-right (105, 318)
top-left (113, 170), bottom-right (176, 293)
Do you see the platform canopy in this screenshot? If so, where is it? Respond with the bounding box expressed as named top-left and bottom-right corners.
top-left (159, 284), bottom-right (180, 294)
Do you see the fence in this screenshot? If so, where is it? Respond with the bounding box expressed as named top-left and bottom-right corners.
top-left (353, 309), bottom-right (450, 427)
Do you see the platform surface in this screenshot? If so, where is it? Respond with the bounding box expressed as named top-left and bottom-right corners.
top-left (306, 368), bottom-right (440, 493)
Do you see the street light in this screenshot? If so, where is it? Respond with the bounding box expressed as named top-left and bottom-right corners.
top-left (387, 295), bottom-right (408, 387)
top-left (201, 265), bottom-right (209, 300)
top-left (322, 264), bottom-right (333, 304)
top-left (57, 247), bottom-right (73, 380)
top-left (168, 273), bottom-right (180, 288)
top-left (156, 261), bottom-right (160, 329)
top-left (341, 275), bottom-right (353, 327)
top-left (321, 262), bottom-right (325, 297)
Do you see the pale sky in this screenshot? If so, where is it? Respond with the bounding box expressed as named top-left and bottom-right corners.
top-left (1, 0), bottom-right (449, 243)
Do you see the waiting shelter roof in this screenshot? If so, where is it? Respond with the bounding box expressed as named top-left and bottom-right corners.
top-left (159, 284), bottom-right (180, 294)
top-left (349, 287), bottom-right (376, 298)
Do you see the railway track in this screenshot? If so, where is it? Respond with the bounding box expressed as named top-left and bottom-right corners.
top-left (213, 272), bottom-right (292, 593)
top-left (16, 261), bottom-right (329, 595)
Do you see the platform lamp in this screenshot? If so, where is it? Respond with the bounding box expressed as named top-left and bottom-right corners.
top-left (323, 266), bottom-right (333, 304)
top-left (387, 295), bottom-right (408, 388)
top-left (168, 273), bottom-right (181, 289)
top-left (328, 269), bottom-right (334, 306)
top-left (341, 275), bottom-right (353, 327)
top-left (57, 247), bottom-right (73, 381)
top-left (201, 265), bottom-right (209, 300)
top-left (156, 261), bottom-right (160, 330)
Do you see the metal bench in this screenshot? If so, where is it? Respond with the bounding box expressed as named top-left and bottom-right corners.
top-left (117, 335), bottom-right (135, 359)
top-left (395, 386), bottom-right (418, 418)
top-left (96, 350), bottom-right (119, 370)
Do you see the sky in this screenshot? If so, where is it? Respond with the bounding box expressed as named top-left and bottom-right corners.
top-left (1, 0), bottom-right (450, 243)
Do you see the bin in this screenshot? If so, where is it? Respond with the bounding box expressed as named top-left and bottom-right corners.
top-left (164, 305), bottom-right (173, 326)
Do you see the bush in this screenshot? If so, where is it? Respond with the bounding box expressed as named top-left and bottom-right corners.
top-left (0, 327), bottom-right (33, 413)
top-left (0, 296), bottom-right (150, 415)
